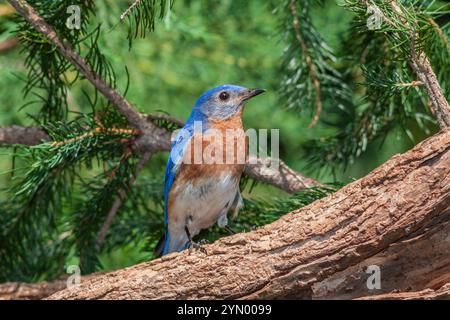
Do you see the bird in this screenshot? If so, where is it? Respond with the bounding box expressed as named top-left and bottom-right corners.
top-left (155, 84), bottom-right (265, 256)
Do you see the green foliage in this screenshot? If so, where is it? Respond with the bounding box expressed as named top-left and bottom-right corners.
top-left (13, 0), bottom-right (96, 121)
top-left (0, 0), bottom-right (448, 282)
top-left (277, 0), bottom-right (352, 121)
top-left (276, 0), bottom-right (448, 172)
top-left (122, 0), bottom-right (174, 48)
top-left (0, 112), bottom-right (139, 281)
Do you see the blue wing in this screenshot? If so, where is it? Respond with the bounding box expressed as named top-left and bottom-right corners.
top-left (159, 109), bottom-right (207, 255)
top-left (164, 126), bottom-right (194, 224)
top-left (161, 122), bottom-right (197, 255)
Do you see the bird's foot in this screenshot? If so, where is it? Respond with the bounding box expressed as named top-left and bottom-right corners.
top-left (224, 225), bottom-right (237, 235)
top-left (188, 239), bottom-right (208, 255)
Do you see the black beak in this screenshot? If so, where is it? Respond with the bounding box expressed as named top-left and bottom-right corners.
top-left (242, 88), bottom-right (266, 101)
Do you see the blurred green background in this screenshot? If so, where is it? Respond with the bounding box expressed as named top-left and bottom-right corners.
top-left (0, 0), bottom-right (424, 275)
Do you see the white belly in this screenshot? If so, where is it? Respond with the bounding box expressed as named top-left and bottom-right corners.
top-left (170, 172), bottom-right (240, 237)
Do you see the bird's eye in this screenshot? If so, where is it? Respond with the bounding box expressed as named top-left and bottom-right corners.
top-left (219, 91), bottom-right (230, 101)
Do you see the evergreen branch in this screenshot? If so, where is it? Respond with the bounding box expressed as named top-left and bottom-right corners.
top-left (96, 150), bottom-right (152, 249)
top-left (289, 0), bottom-right (322, 128)
top-left (0, 118), bottom-right (137, 280)
top-left (427, 17), bottom-right (450, 51)
top-left (8, 0), bottom-right (146, 130)
top-left (72, 159), bottom-right (139, 273)
top-left (354, 0), bottom-right (450, 129)
top-left (279, 0), bottom-right (352, 129)
top-left (120, 0), bottom-right (143, 21)
top-left (11, 0), bottom-right (97, 121)
top-left (50, 127), bottom-right (142, 148)
top-left (120, 0), bottom-right (173, 48)
top-left (390, 1), bottom-right (450, 129)
top-left (145, 113), bottom-right (184, 128)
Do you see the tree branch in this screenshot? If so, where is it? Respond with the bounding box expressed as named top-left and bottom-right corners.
top-left (0, 273), bottom-right (103, 300)
top-left (0, 125), bottom-right (49, 145)
top-left (290, 0), bottom-right (322, 128)
top-left (245, 155), bottom-right (320, 193)
top-left (8, 0), bottom-right (147, 131)
top-left (390, 1), bottom-right (450, 129)
top-left (408, 54), bottom-right (450, 128)
top-left (120, 0), bottom-right (142, 22)
top-left (47, 129), bottom-right (450, 300)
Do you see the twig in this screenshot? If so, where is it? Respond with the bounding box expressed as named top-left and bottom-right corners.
top-left (146, 113), bottom-right (184, 128)
top-left (120, 0), bottom-right (142, 22)
top-left (394, 80), bottom-right (422, 88)
top-left (290, 0), bottom-right (322, 128)
top-left (96, 151), bottom-right (152, 249)
top-left (427, 17), bottom-right (450, 51)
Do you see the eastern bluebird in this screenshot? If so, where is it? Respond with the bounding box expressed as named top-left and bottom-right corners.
top-left (155, 84), bottom-right (265, 256)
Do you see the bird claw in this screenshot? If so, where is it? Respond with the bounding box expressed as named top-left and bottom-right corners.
top-left (188, 240), bottom-right (208, 255)
top-left (224, 226), bottom-right (236, 235)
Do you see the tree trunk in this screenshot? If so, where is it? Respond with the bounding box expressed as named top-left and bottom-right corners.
top-left (43, 129), bottom-right (450, 300)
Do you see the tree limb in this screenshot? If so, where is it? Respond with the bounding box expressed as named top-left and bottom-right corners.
top-left (289, 0), bottom-right (322, 128)
top-left (245, 155), bottom-right (320, 193)
top-left (390, 1), bottom-right (450, 129)
top-left (46, 129), bottom-right (450, 300)
top-left (0, 125), bottom-right (49, 145)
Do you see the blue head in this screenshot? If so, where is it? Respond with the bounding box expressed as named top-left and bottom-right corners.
top-left (191, 84), bottom-right (265, 121)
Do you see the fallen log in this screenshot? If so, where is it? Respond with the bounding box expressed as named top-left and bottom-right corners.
top-left (313, 219), bottom-right (450, 299)
top-left (46, 129), bottom-right (450, 300)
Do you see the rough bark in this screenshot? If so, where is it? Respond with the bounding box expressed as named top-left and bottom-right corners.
top-left (0, 273), bottom-right (102, 300)
top-left (313, 219), bottom-right (450, 299)
top-left (356, 283), bottom-right (450, 300)
top-left (46, 129), bottom-right (450, 300)
top-left (0, 281), bottom-right (67, 300)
